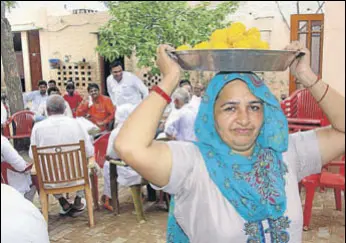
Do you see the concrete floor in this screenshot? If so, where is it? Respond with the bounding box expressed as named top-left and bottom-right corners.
top-left (30, 178), bottom-right (345, 243)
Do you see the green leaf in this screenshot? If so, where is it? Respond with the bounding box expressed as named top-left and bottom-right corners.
top-left (97, 1), bottom-right (239, 75)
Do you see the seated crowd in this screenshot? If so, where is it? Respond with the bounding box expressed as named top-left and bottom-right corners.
top-left (1, 62), bottom-right (203, 220)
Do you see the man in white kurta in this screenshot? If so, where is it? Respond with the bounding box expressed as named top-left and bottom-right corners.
top-left (29, 95), bottom-right (94, 216)
top-left (106, 61), bottom-right (148, 106)
top-left (23, 80), bottom-right (48, 118)
top-left (164, 88), bottom-right (198, 142)
top-left (1, 184), bottom-right (50, 243)
top-left (1, 135), bottom-right (35, 201)
top-left (187, 83), bottom-right (204, 114)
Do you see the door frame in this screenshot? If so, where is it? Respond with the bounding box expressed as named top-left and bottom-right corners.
top-left (290, 14), bottom-right (324, 94)
top-left (28, 30), bottom-right (43, 90)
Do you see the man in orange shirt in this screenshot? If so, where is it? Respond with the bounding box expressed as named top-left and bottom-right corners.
top-left (76, 83), bottom-right (115, 131)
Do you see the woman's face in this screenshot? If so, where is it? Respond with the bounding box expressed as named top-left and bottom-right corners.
top-left (214, 80), bottom-right (264, 156)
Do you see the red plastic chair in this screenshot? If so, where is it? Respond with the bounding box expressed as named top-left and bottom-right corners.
top-left (281, 89), bottom-right (330, 129)
top-left (90, 132), bottom-right (111, 210)
top-left (300, 156), bottom-right (345, 231)
top-left (3, 110), bottom-right (35, 140)
top-left (286, 118), bottom-right (321, 133)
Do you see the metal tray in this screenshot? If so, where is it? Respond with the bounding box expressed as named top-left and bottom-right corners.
top-left (167, 49), bottom-right (304, 72)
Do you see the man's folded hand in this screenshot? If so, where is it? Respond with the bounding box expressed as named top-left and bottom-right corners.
top-left (88, 162), bottom-right (102, 177)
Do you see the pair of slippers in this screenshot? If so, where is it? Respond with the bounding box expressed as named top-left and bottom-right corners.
top-left (59, 197), bottom-right (86, 217)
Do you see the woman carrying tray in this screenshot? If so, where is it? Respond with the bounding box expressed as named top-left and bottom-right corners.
top-left (114, 41), bottom-right (345, 243)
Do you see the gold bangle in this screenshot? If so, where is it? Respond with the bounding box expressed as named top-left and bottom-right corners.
top-left (317, 84), bottom-right (329, 104)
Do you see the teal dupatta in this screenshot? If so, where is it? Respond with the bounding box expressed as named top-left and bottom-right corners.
top-left (167, 72), bottom-right (289, 242)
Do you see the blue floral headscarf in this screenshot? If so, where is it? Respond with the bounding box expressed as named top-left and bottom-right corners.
top-left (167, 72), bottom-right (289, 242)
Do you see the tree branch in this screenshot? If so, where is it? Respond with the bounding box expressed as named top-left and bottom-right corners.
top-left (275, 1), bottom-right (290, 31)
top-left (316, 1), bottom-right (325, 14)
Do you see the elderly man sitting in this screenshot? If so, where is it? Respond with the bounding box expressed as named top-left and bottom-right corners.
top-left (29, 95), bottom-right (95, 217)
top-left (164, 88), bottom-right (198, 142)
top-left (76, 83), bottom-right (115, 132)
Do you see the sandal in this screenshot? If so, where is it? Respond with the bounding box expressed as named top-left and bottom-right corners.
top-left (58, 197), bottom-right (72, 215)
top-left (72, 196), bottom-right (86, 211)
top-left (103, 197), bottom-right (114, 212)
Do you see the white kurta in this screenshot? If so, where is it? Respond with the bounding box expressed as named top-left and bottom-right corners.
top-left (1, 135), bottom-right (32, 195)
top-left (23, 90), bottom-right (48, 114)
top-left (187, 95), bottom-right (201, 114)
top-left (1, 184), bottom-right (50, 243)
top-left (164, 105), bottom-right (198, 142)
top-left (106, 71), bottom-right (149, 106)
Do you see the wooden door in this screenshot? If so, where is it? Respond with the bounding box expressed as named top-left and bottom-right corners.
top-left (28, 30), bottom-right (43, 89)
top-left (290, 14), bottom-right (324, 94)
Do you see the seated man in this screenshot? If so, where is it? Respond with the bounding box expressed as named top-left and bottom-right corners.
top-left (48, 79), bottom-right (57, 89)
top-left (29, 95), bottom-right (95, 217)
top-left (164, 88), bottom-right (197, 142)
top-left (76, 83), bottom-right (115, 132)
top-left (1, 135), bottom-right (36, 201)
top-left (37, 87), bottom-right (73, 118)
top-left (102, 104), bottom-right (141, 211)
top-left (1, 184), bottom-right (50, 243)
top-left (63, 82), bottom-right (83, 117)
top-left (23, 80), bottom-right (48, 121)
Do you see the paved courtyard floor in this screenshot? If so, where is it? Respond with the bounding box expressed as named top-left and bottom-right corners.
top-left (30, 177), bottom-right (345, 243)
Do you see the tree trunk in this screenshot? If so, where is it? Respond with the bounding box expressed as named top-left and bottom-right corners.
top-left (1, 1), bottom-right (24, 114)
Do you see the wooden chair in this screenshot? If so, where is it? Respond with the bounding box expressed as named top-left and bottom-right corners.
top-left (31, 140), bottom-right (95, 227)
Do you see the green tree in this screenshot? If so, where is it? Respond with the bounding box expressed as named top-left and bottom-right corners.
top-left (1, 1), bottom-right (24, 114)
top-left (97, 1), bottom-right (239, 74)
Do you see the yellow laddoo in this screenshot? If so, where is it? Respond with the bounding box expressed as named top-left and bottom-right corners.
top-left (176, 45), bottom-right (191, 51)
top-left (193, 41), bottom-right (211, 49)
